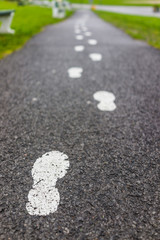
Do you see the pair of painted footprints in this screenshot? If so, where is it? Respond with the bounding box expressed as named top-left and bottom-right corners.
top-left (26, 91), bottom-right (116, 216)
top-left (26, 19), bottom-right (117, 216)
top-left (26, 151), bottom-right (69, 216)
top-left (69, 22), bottom-right (101, 78)
top-left (69, 21), bottom-right (116, 112)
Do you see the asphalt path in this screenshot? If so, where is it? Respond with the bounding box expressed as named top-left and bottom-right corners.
top-left (73, 4), bottom-right (160, 17)
top-left (0, 10), bottom-right (160, 240)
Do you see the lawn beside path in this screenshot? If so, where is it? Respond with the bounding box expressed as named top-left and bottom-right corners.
top-left (94, 10), bottom-right (160, 50)
top-left (0, 1), bottom-right (74, 59)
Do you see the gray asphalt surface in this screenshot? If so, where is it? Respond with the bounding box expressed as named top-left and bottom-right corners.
top-left (73, 4), bottom-right (160, 17)
top-left (0, 10), bottom-right (160, 240)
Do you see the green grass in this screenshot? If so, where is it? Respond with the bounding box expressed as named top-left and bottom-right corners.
top-left (94, 10), bottom-right (160, 49)
top-left (0, 1), bottom-right (73, 59)
top-left (71, 0), bottom-right (159, 6)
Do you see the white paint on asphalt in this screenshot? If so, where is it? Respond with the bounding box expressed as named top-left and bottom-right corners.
top-left (26, 151), bottom-right (69, 216)
top-left (76, 35), bottom-right (84, 40)
top-left (68, 67), bottom-right (83, 78)
top-left (75, 29), bottom-right (81, 34)
top-left (74, 45), bottom-right (85, 52)
top-left (93, 91), bottom-right (116, 111)
top-left (88, 39), bottom-right (97, 45)
top-left (89, 53), bottom-right (102, 61)
top-left (87, 100), bottom-right (91, 105)
top-left (85, 32), bottom-right (92, 37)
top-left (32, 98), bottom-right (38, 102)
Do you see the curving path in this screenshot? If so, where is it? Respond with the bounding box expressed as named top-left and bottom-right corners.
top-left (0, 10), bottom-right (159, 240)
top-left (73, 4), bottom-right (160, 17)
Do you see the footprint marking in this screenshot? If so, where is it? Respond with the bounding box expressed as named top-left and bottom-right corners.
top-left (74, 45), bottom-right (85, 52)
top-left (26, 151), bottom-right (69, 216)
top-left (68, 67), bottom-right (83, 78)
top-left (89, 53), bottom-right (102, 61)
top-left (75, 29), bottom-right (81, 34)
top-left (76, 35), bottom-right (84, 40)
top-left (93, 91), bottom-right (116, 111)
top-left (88, 39), bottom-right (97, 45)
top-left (85, 32), bottom-right (92, 37)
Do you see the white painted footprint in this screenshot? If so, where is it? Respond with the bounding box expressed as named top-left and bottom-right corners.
top-left (75, 29), bottom-right (81, 34)
top-left (74, 45), bottom-right (85, 52)
top-left (85, 32), bottom-right (92, 37)
top-left (89, 53), bottom-right (102, 61)
top-left (76, 35), bottom-right (84, 40)
top-left (68, 67), bottom-right (83, 78)
top-left (88, 39), bottom-right (97, 45)
top-left (93, 91), bottom-right (116, 111)
top-left (26, 151), bottom-right (69, 216)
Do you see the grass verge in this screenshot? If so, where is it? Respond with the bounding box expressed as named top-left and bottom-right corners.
top-left (0, 1), bottom-right (74, 59)
top-left (94, 10), bottom-right (160, 49)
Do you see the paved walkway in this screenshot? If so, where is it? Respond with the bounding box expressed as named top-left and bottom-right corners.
top-left (0, 10), bottom-right (159, 240)
top-left (73, 4), bottom-right (160, 17)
